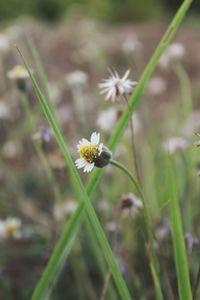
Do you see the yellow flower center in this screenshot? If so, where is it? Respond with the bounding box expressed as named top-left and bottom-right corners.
top-left (79, 144), bottom-right (98, 163)
top-left (13, 65), bottom-right (25, 76)
top-left (5, 224), bottom-right (16, 236)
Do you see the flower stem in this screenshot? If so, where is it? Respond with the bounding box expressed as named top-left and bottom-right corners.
top-left (123, 94), bottom-right (141, 183)
top-left (110, 159), bottom-right (164, 300)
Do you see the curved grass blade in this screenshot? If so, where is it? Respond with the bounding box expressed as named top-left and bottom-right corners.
top-left (167, 156), bottom-right (192, 300)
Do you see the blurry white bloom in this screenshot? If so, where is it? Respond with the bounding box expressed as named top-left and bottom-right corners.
top-left (159, 43), bottom-right (185, 68)
top-left (75, 132), bottom-right (103, 173)
top-left (155, 219), bottom-right (171, 240)
top-left (2, 140), bottom-right (22, 159)
top-left (97, 107), bottom-right (119, 133)
top-left (181, 111), bottom-right (200, 138)
top-left (0, 100), bottom-right (10, 120)
top-left (106, 221), bottom-right (118, 233)
top-left (33, 127), bottom-right (52, 143)
top-left (7, 65), bottom-right (30, 80)
top-left (0, 217), bottom-right (22, 239)
top-left (122, 38), bottom-right (142, 54)
top-left (99, 69), bottom-right (137, 102)
top-left (120, 193), bottom-right (143, 218)
top-left (54, 200), bottom-right (77, 221)
top-left (185, 233), bottom-right (199, 255)
top-left (98, 200), bottom-right (110, 212)
top-left (0, 34), bottom-right (10, 52)
top-left (66, 70), bottom-right (88, 87)
top-left (147, 76), bottom-right (167, 96)
top-left (47, 82), bottom-right (62, 105)
top-left (162, 136), bottom-right (188, 154)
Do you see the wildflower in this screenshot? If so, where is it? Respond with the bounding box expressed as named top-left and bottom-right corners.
top-left (185, 233), bottom-right (199, 255)
top-left (122, 38), bottom-right (142, 54)
top-left (66, 70), bottom-right (88, 87)
top-left (99, 69), bottom-right (137, 102)
top-left (96, 107), bottom-right (121, 133)
top-left (33, 127), bottom-right (52, 144)
top-left (54, 200), bottom-right (77, 220)
top-left (0, 217), bottom-right (22, 239)
top-left (162, 136), bottom-right (188, 154)
top-left (75, 132), bottom-right (112, 173)
top-left (120, 193), bottom-right (143, 218)
top-left (7, 65), bottom-right (32, 91)
top-left (147, 76), bottom-right (167, 96)
top-left (159, 42), bottom-right (185, 68)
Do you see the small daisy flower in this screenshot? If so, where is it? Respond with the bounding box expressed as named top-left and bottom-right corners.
top-left (99, 69), bottom-right (137, 102)
top-left (7, 65), bottom-right (33, 91)
top-left (75, 132), bottom-right (111, 173)
top-left (7, 65), bottom-right (30, 80)
top-left (0, 217), bottom-right (22, 239)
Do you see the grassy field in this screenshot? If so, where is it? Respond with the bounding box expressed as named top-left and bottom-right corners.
top-left (1, 1), bottom-right (200, 299)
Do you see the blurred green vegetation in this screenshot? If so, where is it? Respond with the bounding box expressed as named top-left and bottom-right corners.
top-left (0, 0), bottom-right (199, 23)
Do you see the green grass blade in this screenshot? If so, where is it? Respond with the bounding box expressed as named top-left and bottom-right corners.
top-left (18, 52), bottom-right (132, 300)
top-left (167, 156), bottom-right (192, 300)
top-left (25, 0), bottom-right (192, 298)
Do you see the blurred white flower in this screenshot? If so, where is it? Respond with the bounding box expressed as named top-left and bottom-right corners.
top-left (99, 69), bottom-right (137, 102)
top-left (0, 217), bottom-right (22, 239)
top-left (122, 38), bottom-right (142, 54)
top-left (147, 76), bottom-right (167, 96)
top-left (159, 43), bottom-right (185, 68)
top-left (155, 219), bottom-right (171, 241)
top-left (75, 132), bottom-right (103, 173)
top-left (120, 193), bottom-right (143, 218)
top-left (33, 127), bottom-right (52, 143)
top-left (181, 111), bottom-right (200, 138)
top-left (162, 136), bottom-right (188, 154)
top-left (7, 65), bottom-right (30, 80)
top-left (97, 107), bottom-right (119, 133)
top-left (185, 233), bottom-right (199, 255)
top-left (66, 70), bottom-right (88, 87)
top-left (0, 34), bottom-right (10, 52)
top-left (0, 100), bottom-right (10, 120)
top-left (54, 200), bottom-right (77, 221)
top-left (106, 221), bottom-right (118, 233)
top-left (2, 140), bottom-right (22, 159)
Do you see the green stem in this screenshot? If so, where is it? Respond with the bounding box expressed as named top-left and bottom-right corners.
top-left (110, 159), bottom-right (164, 300)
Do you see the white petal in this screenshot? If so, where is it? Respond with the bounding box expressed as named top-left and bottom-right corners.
top-left (98, 143), bottom-right (103, 154)
top-left (75, 158), bottom-right (87, 168)
top-left (122, 69), bottom-right (130, 80)
top-left (83, 163), bottom-right (94, 173)
top-left (91, 132), bottom-right (100, 145)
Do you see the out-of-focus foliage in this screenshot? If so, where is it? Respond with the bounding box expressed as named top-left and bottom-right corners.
top-left (0, 0), bottom-right (199, 23)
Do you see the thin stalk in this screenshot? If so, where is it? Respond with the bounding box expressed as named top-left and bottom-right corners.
top-left (123, 94), bottom-right (141, 183)
top-left (110, 159), bottom-right (163, 300)
top-left (20, 92), bottom-right (62, 205)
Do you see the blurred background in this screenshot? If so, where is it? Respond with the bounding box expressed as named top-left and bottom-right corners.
top-left (0, 1), bottom-right (200, 300)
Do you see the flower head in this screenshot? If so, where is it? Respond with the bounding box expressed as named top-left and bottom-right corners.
top-left (0, 217), bottom-right (22, 239)
top-left (75, 132), bottom-right (111, 173)
top-left (159, 43), bottom-right (185, 69)
top-left (99, 69), bottom-right (137, 102)
top-left (7, 65), bottom-right (29, 80)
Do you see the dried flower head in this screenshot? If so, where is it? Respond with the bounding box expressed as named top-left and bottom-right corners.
top-left (75, 132), bottom-right (111, 173)
top-left (120, 193), bottom-right (143, 218)
top-left (99, 69), bottom-right (137, 102)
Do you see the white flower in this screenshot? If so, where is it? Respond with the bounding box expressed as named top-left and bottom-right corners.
top-left (97, 107), bottom-right (118, 133)
top-left (120, 193), bottom-right (143, 218)
top-left (66, 70), bottom-right (88, 87)
top-left (75, 132), bottom-right (103, 173)
top-left (0, 217), bottom-right (22, 239)
top-left (54, 200), bottom-right (77, 220)
top-left (159, 43), bottom-right (185, 68)
top-left (7, 65), bottom-right (30, 80)
top-left (99, 69), bottom-right (137, 102)
top-left (147, 76), bottom-right (167, 96)
top-left (162, 136), bottom-right (188, 154)
top-left (122, 38), bottom-right (142, 54)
